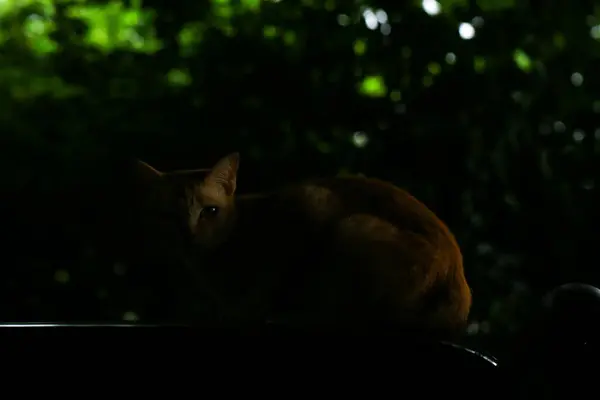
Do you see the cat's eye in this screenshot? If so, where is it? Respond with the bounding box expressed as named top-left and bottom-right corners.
top-left (200, 206), bottom-right (219, 218)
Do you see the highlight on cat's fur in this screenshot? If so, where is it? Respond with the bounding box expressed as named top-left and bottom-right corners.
top-left (135, 153), bottom-right (472, 336)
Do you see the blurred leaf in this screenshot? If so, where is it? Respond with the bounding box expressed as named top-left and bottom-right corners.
top-left (436, 0), bottom-right (469, 13)
top-left (283, 30), bottom-right (296, 45)
top-left (178, 22), bottom-right (206, 57)
top-left (263, 25), bottom-right (278, 38)
top-left (427, 62), bottom-right (441, 75)
top-left (513, 49), bottom-right (532, 72)
top-left (167, 68), bottom-right (192, 87)
top-left (474, 56), bottom-right (486, 73)
top-left (353, 39), bottom-right (366, 55)
top-left (359, 75), bottom-right (387, 97)
top-left (553, 32), bottom-right (566, 49)
top-left (437, 0), bottom-right (469, 12)
top-left (67, 1), bottom-right (162, 53)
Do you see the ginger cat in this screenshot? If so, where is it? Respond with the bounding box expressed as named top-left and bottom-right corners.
top-left (136, 153), bottom-right (472, 336)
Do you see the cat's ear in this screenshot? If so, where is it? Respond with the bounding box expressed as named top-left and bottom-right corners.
top-left (205, 152), bottom-right (239, 196)
top-left (135, 159), bottom-right (163, 182)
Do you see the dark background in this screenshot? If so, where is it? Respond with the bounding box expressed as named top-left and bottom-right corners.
top-left (1, 0), bottom-right (599, 357)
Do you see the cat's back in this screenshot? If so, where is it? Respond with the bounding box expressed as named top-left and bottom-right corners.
top-left (271, 176), bottom-right (451, 242)
top-left (248, 176), bottom-right (469, 332)
top-left (245, 175), bottom-right (461, 277)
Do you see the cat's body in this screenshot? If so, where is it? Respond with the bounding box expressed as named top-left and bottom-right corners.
top-left (137, 154), bottom-right (472, 336)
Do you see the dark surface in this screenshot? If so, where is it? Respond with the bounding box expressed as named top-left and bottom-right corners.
top-left (1, 324), bottom-right (500, 390)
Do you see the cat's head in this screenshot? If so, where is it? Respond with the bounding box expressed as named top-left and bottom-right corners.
top-left (135, 153), bottom-right (240, 251)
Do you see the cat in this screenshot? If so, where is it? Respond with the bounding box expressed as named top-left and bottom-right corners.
top-left (135, 153), bottom-right (472, 336)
